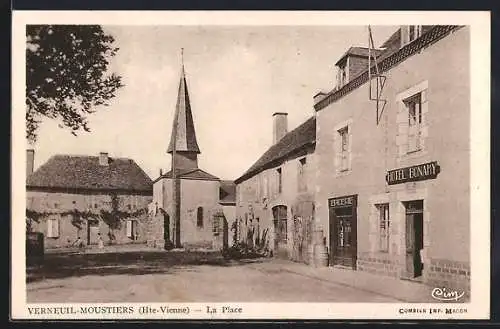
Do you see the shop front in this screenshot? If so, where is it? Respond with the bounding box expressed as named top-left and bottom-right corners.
top-left (328, 195), bottom-right (358, 269)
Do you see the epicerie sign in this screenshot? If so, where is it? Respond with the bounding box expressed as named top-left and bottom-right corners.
top-left (386, 161), bottom-right (440, 185)
top-left (329, 195), bottom-right (357, 208)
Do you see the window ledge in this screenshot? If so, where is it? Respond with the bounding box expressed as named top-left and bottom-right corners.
top-left (336, 168), bottom-right (352, 177)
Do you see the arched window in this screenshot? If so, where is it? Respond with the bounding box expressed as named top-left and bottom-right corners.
top-left (197, 207), bottom-right (204, 228)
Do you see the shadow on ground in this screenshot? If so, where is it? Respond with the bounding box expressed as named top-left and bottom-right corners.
top-left (26, 250), bottom-right (266, 283)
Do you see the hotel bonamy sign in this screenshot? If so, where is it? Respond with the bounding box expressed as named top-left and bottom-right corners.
top-left (386, 161), bottom-right (440, 185)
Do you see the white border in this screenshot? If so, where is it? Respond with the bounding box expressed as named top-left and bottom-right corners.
top-left (11, 10), bottom-right (491, 320)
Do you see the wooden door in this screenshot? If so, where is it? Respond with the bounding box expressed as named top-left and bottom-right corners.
top-left (87, 219), bottom-right (99, 245)
top-left (273, 205), bottom-right (288, 259)
top-left (405, 201), bottom-right (424, 278)
top-left (329, 195), bottom-right (357, 269)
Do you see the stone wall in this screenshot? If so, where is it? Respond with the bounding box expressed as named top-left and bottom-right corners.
top-left (26, 190), bottom-right (152, 249)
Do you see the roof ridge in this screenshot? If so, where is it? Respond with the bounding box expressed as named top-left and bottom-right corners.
top-left (235, 115), bottom-right (316, 184)
top-left (316, 25), bottom-right (461, 111)
top-left (50, 154), bottom-right (134, 161)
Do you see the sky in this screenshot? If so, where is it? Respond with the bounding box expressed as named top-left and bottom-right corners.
top-left (29, 25), bottom-right (398, 181)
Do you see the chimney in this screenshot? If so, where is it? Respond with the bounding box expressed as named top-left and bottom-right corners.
top-left (159, 168), bottom-right (163, 176)
top-left (99, 152), bottom-right (109, 166)
top-left (272, 112), bottom-right (288, 144)
top-left (26, 149), bottom-right (34, 177)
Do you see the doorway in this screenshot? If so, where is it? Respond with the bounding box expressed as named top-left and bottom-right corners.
top-left (272, 205), bottom-right (288, 259)
top-left (329, 195), bottom-right (358, 269)
top-left (87, 219), bottom-right (99, 245)
top-left (163, 213), bottom-right (171, 249)
top-left (404, 200), bottom-right (424, 278)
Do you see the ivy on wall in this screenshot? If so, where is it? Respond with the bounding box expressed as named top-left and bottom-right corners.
top-left (25, 191), bottom-right (148, 237)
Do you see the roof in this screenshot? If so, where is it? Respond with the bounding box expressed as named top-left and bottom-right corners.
top-left (335, 46), bottom-right (384, 65)
top-left (219, 180), bottom-right (236, 205)
top-left (27, 155), bottom-right (153, 193)
top-left (235, 116), bottom-right (316, 184)
top-left (167, 66), bottom-right (201, 154)
top-left (154, 168), bottom-right (220, 183)
top-left (315, 25), bottom-right (462, 111)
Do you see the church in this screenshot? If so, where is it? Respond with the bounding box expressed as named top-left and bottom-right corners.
top-left (145, 60), bottom-right (235, 250)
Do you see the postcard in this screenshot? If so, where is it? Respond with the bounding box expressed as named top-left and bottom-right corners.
top-left (11, 10), bottom-right (490, 320)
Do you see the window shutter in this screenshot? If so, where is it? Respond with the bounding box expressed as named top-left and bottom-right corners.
top-left (47, 219), bottom-right (53, 238)
top-left (334, 133), bottom-right (340, 172)
top-left (126, 220), bottom-right (132, 237)
top-left (348, 126), bottom-right (353, 170)
top-left (54, 219), bottom-right (60, 237)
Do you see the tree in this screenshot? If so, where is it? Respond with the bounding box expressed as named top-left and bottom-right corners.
top-left (26, 25), bottom-right (124, 143)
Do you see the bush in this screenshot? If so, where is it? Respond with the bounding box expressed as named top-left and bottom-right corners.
top-left (222, 241), bottom-right (262, 260)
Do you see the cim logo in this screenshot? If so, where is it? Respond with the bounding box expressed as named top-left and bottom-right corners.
top-left (431, 287), bottom-right (465, 302)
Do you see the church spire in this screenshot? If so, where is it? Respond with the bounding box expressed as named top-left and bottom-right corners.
top-left (167, 50), bottom-right (201, 156)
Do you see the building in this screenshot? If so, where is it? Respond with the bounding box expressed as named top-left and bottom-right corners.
top-left (146, 63), bottom-right (236, 250)
top-left (234, 113), bottom-right (316, 262)
top-left (314, 25), bottom-right (470, 293)
top-left (26, 150), bottom-right (153, 248)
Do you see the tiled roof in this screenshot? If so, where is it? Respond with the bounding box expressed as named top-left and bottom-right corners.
top-left (235, 116), bottom-right (316, 184)
top-left (335, 46), bottom-right (384, 65)
top-left (315, 25), bottom-right (463, 111)
top-left (27, 155), bottom-right (153, 193)
top-left (155, 168), bottom-right (220, 182)
top-left (219, 180), bottom-right (236, 205)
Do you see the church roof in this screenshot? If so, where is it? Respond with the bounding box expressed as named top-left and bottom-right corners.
top-left (153, 168), bottom-right (220, 183)
top-left (167, 66), bottom-right (201, 154)
top-left (26, 155), bottom-right (153, 193)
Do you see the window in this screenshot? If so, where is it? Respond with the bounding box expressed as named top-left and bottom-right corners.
top-left (47, 218), bottom-right (59, 238)
top-left (197, 207), bottom-right (204, 228)
top-left (377, 204), bottom-right (390, 252)
top-left (338, 126), bottom-right (349, 171)
top-left (259, 175), bottom-right (268, 200)
top-left (402, 25), bottom-right (423, 46)
top-left (337, 61), bottom-right (348, 88)
top-left (213, 215), bottom-right (224, 236)
top-left (405, 93), bottom-right (422, 153)
top-left (408, 25), bottom-right (422, 42)
top-left (277, 168), bottom-right (283, 194)
top-left (126, 219), bottom-right (137, 239)
top-left (298, 157), bottom-right (307, 192)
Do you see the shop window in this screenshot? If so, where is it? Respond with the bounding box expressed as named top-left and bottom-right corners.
top-left (298, 157), bottom-right (307, 192)
top-left (197, 207), bottom-right (204, 228)
top-left (405, 93), bottom-right (422, 153)
top-left (47, 218), bottom-right (60, 238)
top-left (377, 203), bottom-right (390, 252)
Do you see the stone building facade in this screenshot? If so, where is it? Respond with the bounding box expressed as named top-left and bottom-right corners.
top-left (26, 151), bottom-right (153, 249)
top-left (313, 25), bottom-right (470, 294)
top-left (235, 113), bottom-right (317, 262)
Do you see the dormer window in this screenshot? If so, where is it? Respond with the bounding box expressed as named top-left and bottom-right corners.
top-left (402, 25), bottom-right (423, 46)
top-left (336, 61), bottom-right (349, 89)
